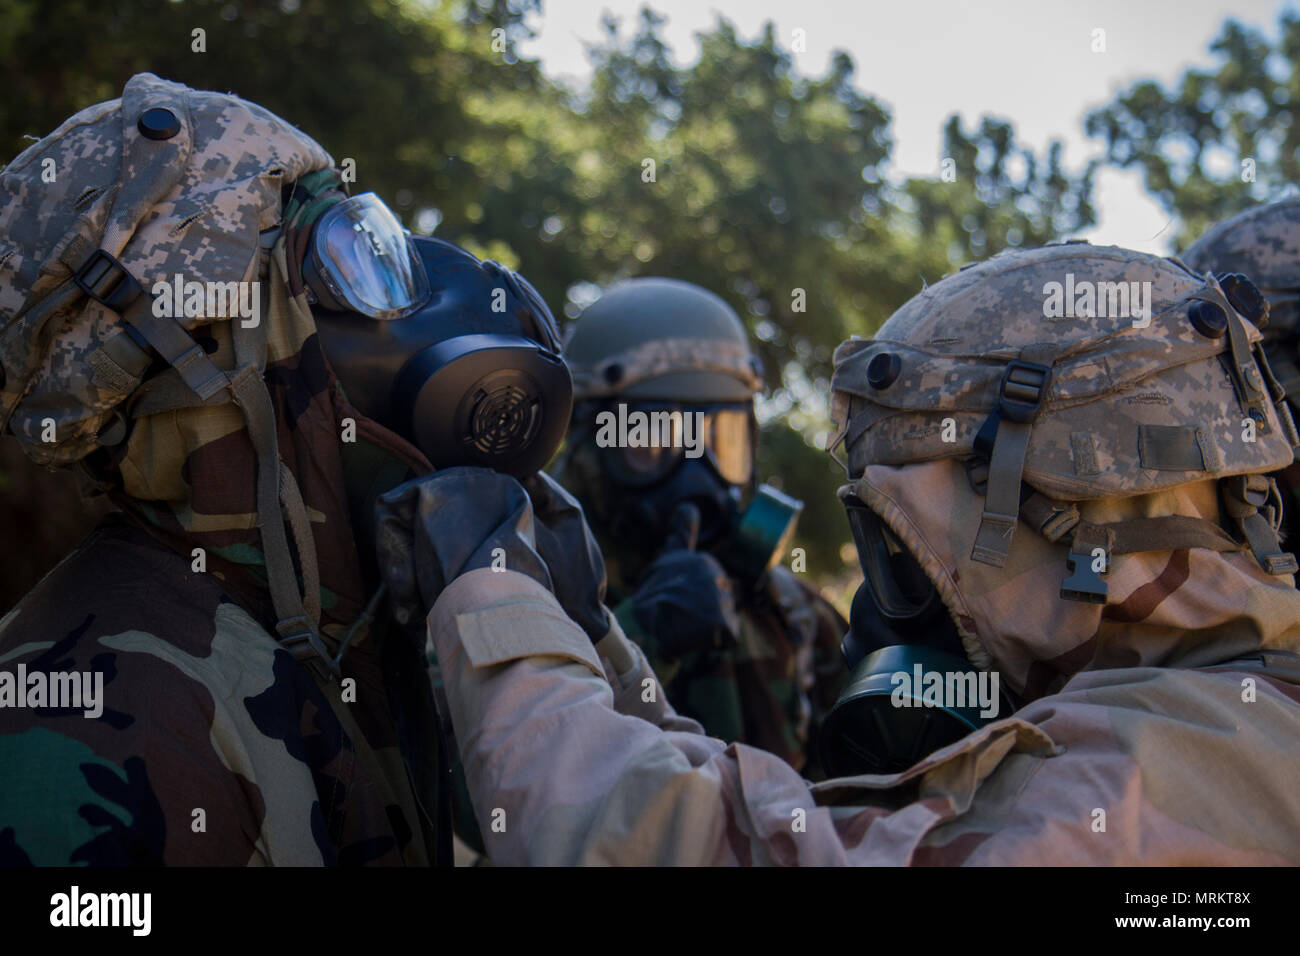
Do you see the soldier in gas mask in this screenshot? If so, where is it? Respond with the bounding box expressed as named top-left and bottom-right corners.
top-left (554, 278), bottom-right (846, 774)
top-left (377, 242), bottom-right (1300, 865)
top-left (0, 74), bottom-right (580, 865)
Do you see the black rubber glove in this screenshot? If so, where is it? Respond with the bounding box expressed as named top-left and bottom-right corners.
top-left (522, 471), bottom-right (612, 643)
top-left (374, 466), bottom-right (552, 628)
top-left (629, 502), bottom-right (741, 659)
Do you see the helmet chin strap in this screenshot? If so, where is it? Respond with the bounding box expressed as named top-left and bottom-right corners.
top-left (68, 239), bottom-right (338, 679)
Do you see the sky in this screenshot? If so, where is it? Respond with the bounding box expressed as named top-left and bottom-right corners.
top-left (518, 0), bottom-right (1298, 254)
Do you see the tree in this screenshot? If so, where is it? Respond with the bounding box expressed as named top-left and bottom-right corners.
top-left (1086, 13), bottom-right (1300, 248)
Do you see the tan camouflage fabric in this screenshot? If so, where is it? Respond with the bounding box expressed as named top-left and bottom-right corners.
top-left (0, 72), bottom-right (332, 465)
top-left (856, 463), bottom-right (1295, 695)
top-left (569, 337), bottom-right (762, 401)
top-left (1182, 200), bottom-right (1300, 540)
top-left (829, 244), bottom-right (1294, 502)
top-left (614, 565), bottom-right (845, 775)
top-left (425, 566), bottom-right (1300, 865)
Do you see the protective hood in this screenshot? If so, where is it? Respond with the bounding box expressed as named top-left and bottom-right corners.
top-left (854, 461), bottom-right (1300, 700)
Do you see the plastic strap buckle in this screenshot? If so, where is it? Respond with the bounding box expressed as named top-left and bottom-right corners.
top-left (997, 360), bottom-right (1051, 424)
top-left (277, 616), bottom-right (341, 680)
top-left (1061, 547), bottom-right (1108, 604)
top-left (73, 249), bottom-right (143, 314)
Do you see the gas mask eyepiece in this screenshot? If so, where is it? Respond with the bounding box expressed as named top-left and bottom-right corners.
top-left (309, 204), bottom-right (572, 478)
top-left (302, 193), bottom-right (430, 320)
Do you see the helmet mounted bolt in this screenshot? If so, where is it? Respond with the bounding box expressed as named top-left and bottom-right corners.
top-left (1188, 300), bottom-right (1229, 339)
top-left (137, 107), bottom-right (181, 141)
top-left (867, 352), bottom-right (901, 390)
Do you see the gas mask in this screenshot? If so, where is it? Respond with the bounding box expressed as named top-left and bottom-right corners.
top-left (594, 400), bottom-right (801, 590)
top-left (819, 492), bottom-right (1014, 777)
top-left (304, 193), bottom-right (572, 478)
top-left (597, 401), bottom-right (753, 546)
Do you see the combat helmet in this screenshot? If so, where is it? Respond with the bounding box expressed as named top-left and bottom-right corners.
top-left (829, 243), bottom-right (1300, 704)
top-left (1182, 197), bottom-right (1300, 401)
top-left (564, 277), bottom-right (763, 403)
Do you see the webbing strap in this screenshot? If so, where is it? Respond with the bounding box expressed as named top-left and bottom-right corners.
top-left (226, 363), bottom-right (334, 675)
top-left (278, 464), bottom-right (321, 625)
top-left (1254, 343), bottom-right (1300, 448)
top-left (1222, 474), bottom-right (1298, 575)
top-left (71, 247), bottom-right (338, 677)
top-left (1076, 515), bottom-right (1241, 555)
top-left (126, 369), bottom-right (226, 418)
top-left (116, 300), bottom-right (227, 402)
top-left (1020, 492), bottom-right (1079, 543)
top-left (1220, 292), bottom-right (1271, 427)
top-left (972, 421), bottom-right (1030, 566)
top-left (1058, 512), bottom-right (1245, 604)
top-left (971, 347), bottom-right (1054, 567)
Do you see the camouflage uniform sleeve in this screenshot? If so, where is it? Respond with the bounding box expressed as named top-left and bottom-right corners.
top-left (428, 568), bottom-right (848, 866)
top-left (594, 615), bottom-right (705, 735)
top-left (430, 568), bottom-right (1300, 865)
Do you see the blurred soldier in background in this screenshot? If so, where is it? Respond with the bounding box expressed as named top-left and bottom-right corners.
top-left (378, 243), bottom-right (1300, 864)
top-left (1183, 197), bottom-right (1300, 547)
top-left (555, 278), bottom-right (845, 775)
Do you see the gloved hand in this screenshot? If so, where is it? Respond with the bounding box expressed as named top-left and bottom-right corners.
top-left (629, 502), bottom-right (741, 659)
top-left (374, 466), bottom-right (552, 628)
top-left (521, 471), bottom-right (612, 643)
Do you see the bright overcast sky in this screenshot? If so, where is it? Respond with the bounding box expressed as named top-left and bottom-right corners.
top-left (519, 0), bottom-right (1298, 254)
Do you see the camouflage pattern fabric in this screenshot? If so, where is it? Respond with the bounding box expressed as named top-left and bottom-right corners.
top-left (558, 438), bottom-right (846, 776)
top-left (829, 245), bottom-right (1295, 503)
top-left (0, 519), bottom-right (429, 865)
top-left (1182, 197), bottom-right (1300, 345)
top-left (570, 337), bottom-right (763, 401)
top-left (0, 72), bottom-right (333, 464)
top-left (0, 76), bottom-right (445, 865)
top-left (407, 244), bottom-right (1300, 865)
top-left (615, 565), bottom-right (845, 776)
top-left (419, 558), bottom-right (1300, 865)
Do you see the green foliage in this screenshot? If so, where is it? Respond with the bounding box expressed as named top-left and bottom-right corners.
top-left (1086, 13), bottom-right (1300, 248)
top-left (0, 0), bottom-right (542, 228)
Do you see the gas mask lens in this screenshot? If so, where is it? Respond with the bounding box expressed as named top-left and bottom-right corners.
top-left (844, 494), bottom-right (942, 624)
top-left (602, 404), bottom-right (755, 488)
top-left (307, 193), bottom-right (429, 320)
top-left (705, 407), bottom-right (754, 485)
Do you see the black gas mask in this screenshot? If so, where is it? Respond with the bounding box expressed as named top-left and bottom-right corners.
top-left (305, 193), bottom-right (571, 478)
top-left (596, 401), bottom-right (755, 548)
top-left (819, 493), bottom-right (1014, 777)
top-left (590, 400), bottom-right (803, 592)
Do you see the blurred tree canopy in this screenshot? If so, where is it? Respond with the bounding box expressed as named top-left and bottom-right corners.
top-left (1086, 13), bottom-right (1300, 248)
top-left (1, 0), bottom-right (1095, 602)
